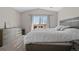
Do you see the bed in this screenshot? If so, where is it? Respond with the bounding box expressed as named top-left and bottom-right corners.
top-left (24, 17), bottom-right (79, 51)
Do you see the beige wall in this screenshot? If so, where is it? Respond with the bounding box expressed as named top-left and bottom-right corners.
top-left (0, 7), bottom-right (21, 28)
top-left (21, 9), bottom-right (58, 33)
top-left (58, 7), bottom-right (79, 20)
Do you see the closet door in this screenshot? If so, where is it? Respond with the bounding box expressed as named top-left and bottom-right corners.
top-left (5, 16), bottom-right (18, 28)
top-left (5, 12), bottom-right (20, 28)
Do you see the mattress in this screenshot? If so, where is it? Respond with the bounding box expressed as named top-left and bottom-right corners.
top-left (24, 28), bottom-right (79, 44)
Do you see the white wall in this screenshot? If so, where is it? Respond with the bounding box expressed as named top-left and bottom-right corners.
top-left (0, 7), bottom-right (21, 28)
top-left (21, 9), bottom-right (58, 33)
top-left (0, 8), bottom-right (24, 51)
top-left (58, 7), bottom-right (79, 20)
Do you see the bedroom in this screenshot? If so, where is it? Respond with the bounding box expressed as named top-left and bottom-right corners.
top-left (0, 7), bottom-right (79, 51)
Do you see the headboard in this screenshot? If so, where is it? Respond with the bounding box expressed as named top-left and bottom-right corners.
top-left (60, 17), bottom-right (79, 28)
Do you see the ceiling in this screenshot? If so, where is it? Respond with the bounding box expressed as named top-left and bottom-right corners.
top-left (13, 7), bottom-right (63, 12)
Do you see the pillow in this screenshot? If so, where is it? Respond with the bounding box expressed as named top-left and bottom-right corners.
top-left (60, 26), bottom-right (71, 31)
top-left (55, 25), bottom-right (70, 31)
top-left (55, 25), bottom-right (63, 31)
top-left (62, 26), bottom-right (79, 31)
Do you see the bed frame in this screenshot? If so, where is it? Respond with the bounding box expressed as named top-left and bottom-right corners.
top-left (26, 42), bottom-right (72, 51)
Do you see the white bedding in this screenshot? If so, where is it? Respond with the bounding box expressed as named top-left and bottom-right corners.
top-left (24, 28), bottom-right (79, 44)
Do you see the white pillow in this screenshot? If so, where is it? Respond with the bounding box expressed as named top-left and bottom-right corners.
top-left (55, 25), bottom-right (70, 31)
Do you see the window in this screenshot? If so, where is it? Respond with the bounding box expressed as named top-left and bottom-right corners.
top-left (32, 16), bottom-right (48, 30)
top-left (32, 16), bottom-right (48, 24)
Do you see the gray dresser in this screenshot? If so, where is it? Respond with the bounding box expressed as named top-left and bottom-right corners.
top-left (0, 28), bottom-right (25, 51)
